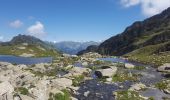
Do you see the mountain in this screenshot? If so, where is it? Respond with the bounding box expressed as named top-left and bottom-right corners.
top-left (54, 41), bottom-right (100, 54)
top-left (0, 34), bottom-right (59, 57)
top-left (80, 7), bottom-right (170, 65)
top-left (77, 45), bottom-right (98, 55)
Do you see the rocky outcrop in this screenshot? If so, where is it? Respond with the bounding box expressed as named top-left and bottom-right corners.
top-left (0, 81), bottom-right (14, 100)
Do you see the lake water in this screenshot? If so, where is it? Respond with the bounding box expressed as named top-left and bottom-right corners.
top-left (0, 55), bottom-right (52, 65)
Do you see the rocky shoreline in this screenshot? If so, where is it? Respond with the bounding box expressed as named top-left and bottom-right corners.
top-left (0, 52), bottom-right (170, 100)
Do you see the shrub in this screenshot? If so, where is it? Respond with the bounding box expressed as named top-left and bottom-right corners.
top-left (15, 87), bottom-right (29, 95)
top-left (48, 89), bottom-right (71, 100)
top-left (72, 75), bottom-right (84, 86)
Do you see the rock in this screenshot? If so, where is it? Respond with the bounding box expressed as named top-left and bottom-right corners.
top-left (95, 66), bottom-right (117, 77)
top-left (71, 97), bottom-right (78, 100)
top-left (20, 53), bottom-right (35, 57)
top-left (17, 64), bottom-right (28, 69)
top-left (106, 78), bottom-right (112, 82)
top-left (84, 91), bottom-right (90, 97)
top-left (53, 78), bottom-right (72, 88)
top-left (82, 62), bottom-right (88, 66)
top-left (17, 46), bottom-right (26, 50)
top-left (19, 94), bottom-right (34, 100)
top-left (67, 67), bottom-right (91, 76)
top-left (65, 65), bottom-right (74, 70)
top-left (125, 63), bottom-right (135, 69)
top-left (0, 81), bottom-right (14, 100)
top-left (94, 71), bottom-right (103, 78)
top-left (158, 63), bottom-right (170, 73)
top-left (129, 83), bottom-right (146, 91)
top-left (163, 81), bottom-right (170, 94)
top-left (14, 95), bottom-right (22, 100)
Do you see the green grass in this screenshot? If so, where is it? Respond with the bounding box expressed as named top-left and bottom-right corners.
top-left (125, 42), bottom-right (170, 66)
top-left (112, 71), bottom-right (138, 82)
top-left (48, 89), bottom-right (71, 100)
top-left (72, 75), bottom-right (85, 86)
top-left (115, 90), bottom-right (144, 100)
top-left (155, 80), bottom-right (169, 90)
top-left (15, 87), bottom-right (29, 95)
top-left (0, 44), bottom-right (59, 57)
top-left (134, 66), bottom-right (146, 70)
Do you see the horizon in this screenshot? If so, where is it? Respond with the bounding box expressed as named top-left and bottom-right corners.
top-left (0, 0), bottom-right (170, 42)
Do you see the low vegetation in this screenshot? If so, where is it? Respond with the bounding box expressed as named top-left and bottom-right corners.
top-left (72, 75), bottom-right (85, 86)
top-left (112, 71), bottom-right (138, 82)
top-left (0, 44), bottom-right (59, 57)
top-left (114, 90), bottom-right (144, 100)
top-left (15, 87), bottom-right (29, 95)
top-left (155, 80), bottom-right (169, 90)
top-left (134, 66), bottom-right (146, 70)
top-left (48, 89), bottom-right (71, 100)
top-left (125, 42), bottom-right (170, 66)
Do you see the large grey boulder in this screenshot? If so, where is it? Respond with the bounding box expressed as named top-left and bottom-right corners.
top-left (95, 66), bottom-right (117, 78)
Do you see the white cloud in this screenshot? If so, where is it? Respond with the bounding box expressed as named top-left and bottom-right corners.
top-left (9, 20), bottom-right (23, 28)
top-left (121, 0), bottom-right (170, 17)
top-left (27, 21), bottom-right (46, 37)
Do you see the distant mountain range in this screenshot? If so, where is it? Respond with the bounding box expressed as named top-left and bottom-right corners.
top-left (52, 41), bottom-right (100, 55)
top-left (79, 7), bottom-right (170, 65)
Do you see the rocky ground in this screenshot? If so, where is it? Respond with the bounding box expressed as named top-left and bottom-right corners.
top-left (0, 52), bottom-right (170, 100)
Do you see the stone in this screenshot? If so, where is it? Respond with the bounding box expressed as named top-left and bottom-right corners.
top-left (82, 62), bottom-right (88, 66)
top-left (129, 83), bottom-right (146, 91)
top-left (84, 91), bottom-right (90, 97)
top-left (68, 67), bottom-right (91, 76)
top-left (125, 63), bottom-right (135, 69)
top-left (94, 71), bottom-right (103, 78)
top-left (158, 63), bottom-right (170, 73)
top-left (106, 78), bottom-right (112, 82)
top-left (53, 78), bottom-right (72, 88)
top-left (19, 94), bottom-right (34, 100)
top-left (95, 66), bottom-right (117, 77)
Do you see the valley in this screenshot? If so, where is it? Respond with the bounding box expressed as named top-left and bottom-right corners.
top-left (0, 4), bottom-right (170, 100)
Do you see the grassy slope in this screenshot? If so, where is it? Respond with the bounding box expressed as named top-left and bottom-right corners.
top-left (125, 42), bottom-right (170, 66)
top-left (0, 44), bottom-right (60, 57)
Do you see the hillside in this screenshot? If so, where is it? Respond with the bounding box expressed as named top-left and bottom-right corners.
top-left (54, 41), bottom-right (99, 54)
top-left (0, 34), bottom-right (59, 57)
top-left (80, 7), bottom-right (170, 65)
top-left (99, 7), bottom-right (170, 65)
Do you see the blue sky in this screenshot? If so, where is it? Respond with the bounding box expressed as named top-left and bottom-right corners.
top-left (0, 0), bottom-right (170, 42)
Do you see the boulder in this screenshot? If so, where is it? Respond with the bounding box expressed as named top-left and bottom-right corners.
top-left (95, 66), bottom-right (117, 77)
top-left (82, 62), bottom-right (88, 66)
top-left (158, 63), bottom-right (170, 73)
top-left (125, 63), bottom-right (135, 69)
